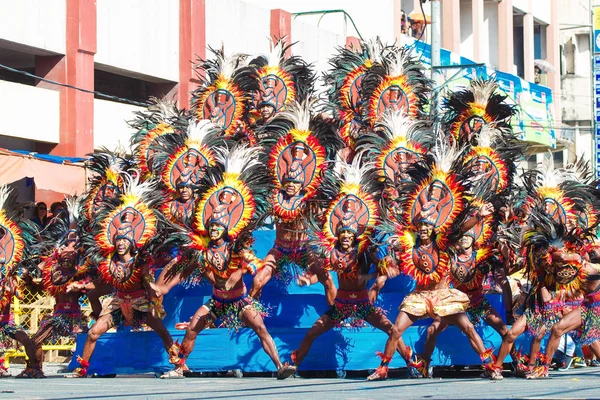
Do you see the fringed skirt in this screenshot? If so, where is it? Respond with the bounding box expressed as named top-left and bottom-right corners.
top-left (324, 290), bottom-right (383, 329)
top-left (203, 286), bottom-right (268, 331)
top-left (466, 292), bottom-right (492, 326)
top-left (576, 291), bottom-right (600, 345)
top-left (270, 244), bottom-right (309, 286)
top-left (0, 315), bottom-right (23, 349)
top-left (39, 303), bottom-right (84, 340)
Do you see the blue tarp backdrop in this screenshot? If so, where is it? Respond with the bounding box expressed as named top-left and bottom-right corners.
top-left (70, 231), bottom-right (535, 375)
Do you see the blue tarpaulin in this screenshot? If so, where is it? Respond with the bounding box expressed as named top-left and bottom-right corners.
top-left (10, 149), bottom-right (85, 164)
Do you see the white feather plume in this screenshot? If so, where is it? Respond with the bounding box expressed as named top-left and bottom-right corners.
top-left (121, 171), bottom-right (158, 204)
top-left (187, 119), bottom-right (218, 144)
top-left (278, 98), bottom-right (317, 131)
top-left (0, 185), bottom-right (13, 212)
top-left (215, 144), bottom-right (262, 176)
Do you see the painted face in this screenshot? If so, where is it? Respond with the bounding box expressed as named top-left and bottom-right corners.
top-left (418, 223), bottom-right (434, 241)
top-left (52, 243), bottom-right (77, 285)
top-left (178, 186), bottom-right (193, 201)
top-left (459, 235), bottom-right (474, 250)
top-left (259, 104), bottom-right (275, 119)
top-left (115, 238), bottom-right (132, 256)
top-left (338, 230), bottom-right (356, 251)
top-left (283, 180), bottom-right (302, 197)
top-left (209, 223), bottom-right (225, 241)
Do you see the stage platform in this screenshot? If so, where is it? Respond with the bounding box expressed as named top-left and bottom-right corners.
top-left (70, 231), bottom-right (533, 375)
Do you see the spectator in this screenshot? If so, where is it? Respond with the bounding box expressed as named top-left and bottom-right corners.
top-left (31, 202), bottom-right (48, 229)
top-left (50, 202), bottom-right (65, 218)
top-left (400, 10), bottom-right (408, 35)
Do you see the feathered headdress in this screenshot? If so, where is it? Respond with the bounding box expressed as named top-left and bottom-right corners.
top-left (358, 110), bottom-right (433, 186)
top-left (38, 196), bottom-right (89, 295)
top-left (362, 46), bottom-right (431, 127)
top-left (91, 173), bottom-right (164, 291)
top-left (442, 78), bottom-right (515, 146)
top-left (249, 38), bottom-right (314, 115)
top-left (84, 149), bottom-right (130, 221)
top-left (405, 138), bottom-right (466, 234)
top-left (521, 154), bottom-right (579, 227)
top-left (324, 38), bottom-right (389, 147)
top-left (311, 158), bottom-right (379, 255)
top-left (192, 46), bottom-right (259, 136)
top-left (153, 119), bottom-right (225, 194)
top-left (191, 144), bottom-right (272, 245)
top-left (130, 98), bottom-right (187, 180)
top-left (0, 186), bottom-right (28, 279)
top-left (265, 99), bottom-right (339, 222)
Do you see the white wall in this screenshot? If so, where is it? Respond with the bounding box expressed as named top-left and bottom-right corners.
top-left (95, 0), bottom-right (179, 81)
top-left (459, 0), bottom-right (474, 60)
top-left (242, 0), bottom-right (398, 44)
top-left (291, 19), bottom-right (345, 93)
top-left (94, 99), bottom-right (142, 151)
top-left (513, 0), bottom-right (551, 24)
top-left (205, 0), bottom-right (271, 57)
top-left (0, 0), bottom-right (66, 54)
top-left (483, 1), bottom-right (499, 68)
top-left (0, 81), bottom-right (60, 143)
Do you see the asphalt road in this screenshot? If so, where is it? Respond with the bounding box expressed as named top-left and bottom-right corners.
top-left (1, 364), bottom-right (599, 399)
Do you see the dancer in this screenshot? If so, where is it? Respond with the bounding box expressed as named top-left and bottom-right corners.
top-left (17, 197), bottom-right (91, 378)
top-left (250, 99), bottom-right (341, 301)
top-left (291, 160), bottom-right (400, 367)
top-left (161, 145), bottom-right (296, 379)
top-left (0, 185), bottom-right (38, 377)
top-left (367, 141), bottom-right (495, 381)
top-left (69, 174), bottom-right (180, 377)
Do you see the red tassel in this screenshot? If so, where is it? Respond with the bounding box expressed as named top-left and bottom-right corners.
top-left (375, 351), bottom-right (391, 364)
top-left (291, 350), bottom-right (298, 365)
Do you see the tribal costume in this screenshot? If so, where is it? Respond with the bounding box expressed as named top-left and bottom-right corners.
top-left (14, 196), bottom-right (93, 378)
top-left (483, 158), bottom-right (600, 380)
top-left (151, 118), bottom-right (226, 292)
top-left (250, 99), bottom-right (341, 294)
top-left (0, 185), bottom-right (39, 378)
top-left (192, 46), bottom-right (259, 141)
top-left (248, 38), bottom-right (314, 126)
top-left (162, 145), bottom-right (296, 379)
top-left (367, 137), bottom-right (497, 380)
top-left (291, 158), bottom-right (397, 368)
top-left (70, 174), bottom-right (180, 377)
top-left (324, 39), bottom-right (388, 153)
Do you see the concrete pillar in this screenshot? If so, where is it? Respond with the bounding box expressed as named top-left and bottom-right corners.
top-left (43, 0), bottom-right (96, 159)
top-left (472, 0), bottom-right (484, 62)
top-left (523, 13), bottom-right (535, 82)
top-left (178, 0), bottom-right (206, 109)
top-left (497, 0), bottom-right (514, 73)
top-left (271, 9), bottom-right (292, 57)
top-left (442, 0), bottom-right (460, 52)
top-left (546, 0), bottom-right (561, 121)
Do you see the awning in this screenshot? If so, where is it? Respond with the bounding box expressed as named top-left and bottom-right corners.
top-left (0, 148), bottom-right (87, 194)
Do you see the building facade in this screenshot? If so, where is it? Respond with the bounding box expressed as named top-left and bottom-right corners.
top-left (0, 0), bottom-right (564, 203)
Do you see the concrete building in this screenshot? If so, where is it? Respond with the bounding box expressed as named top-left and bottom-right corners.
top-left (0, 0), bottom-right (563, 203)
top-left (558, 0), bottom-right (594, 170)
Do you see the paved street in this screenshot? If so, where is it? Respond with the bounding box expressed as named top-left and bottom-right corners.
top-left (1, 364), bottom-right (600, 399)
